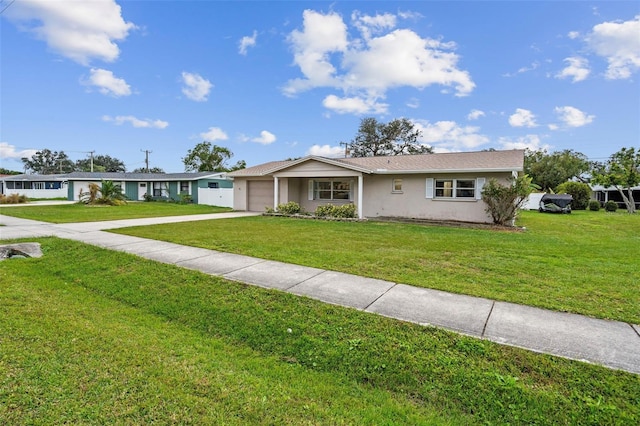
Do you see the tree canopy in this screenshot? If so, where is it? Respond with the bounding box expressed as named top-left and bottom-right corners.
top-left (21, 149), bottom-right (74, 174)
top-left (132, 167), bottom-right (165, 174)
top-left (524, 149), bottom-right (591, 191)
top-left (75, 155), bottom-right (126, 173)
top-left (182, 142), bottom-right (246, 172)
top-left (347, 117), bottom-right (432, 157)
top-left (592, 147), bottom-right (639, 214)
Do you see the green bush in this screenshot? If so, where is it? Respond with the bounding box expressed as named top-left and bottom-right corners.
top-left (314, 203), bottom-right (357, 218)
top-left (277, 201), bottom-right (303, 215)
top-left (604, 200), bottom-right (618, 212)
top-left (588, 200), bottom-right (601, 211)
top-left (555, 181), bottom-right (591, 210)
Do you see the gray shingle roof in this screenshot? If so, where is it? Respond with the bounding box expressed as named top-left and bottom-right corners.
top-left (228, 150), bottom-right (525, 177)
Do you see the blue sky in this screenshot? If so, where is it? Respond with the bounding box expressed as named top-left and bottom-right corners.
top-left (1, 1), bottom-right (639, 173)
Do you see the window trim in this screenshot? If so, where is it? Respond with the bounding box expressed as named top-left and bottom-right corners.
top-left (308, 179), bottom-right (353, 201)
top-left (426, 177), bottom-right (484, 200)
top-left (392, 178), bottom-right (403, 193)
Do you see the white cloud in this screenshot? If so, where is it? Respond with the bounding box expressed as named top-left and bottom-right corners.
top-left (102, 115), bottom-right (168, 129)
top-left (587, 15), bottom-right (640, 79)
top-left (181, 72), bottom-right (213, 102)
top-left (5, 0), bottom-right (136, 65)
top-left (322, 94), bottom-right (388, 115)
top-left (568, 31), bottom-right (580, 39)
top-left (306, 144), bottom-right (346, 157)
top-left (406, 98), bottom-right (420, 109)
top-left (413, 120), bottom-right (489, 151)
top-left (283, 9), bottom-right (474, 110)
top-left (509, 108), bottom-right (537, 128)
top-left (239, 30), bottom-right (257, 55)
top-left (84, 68), bottom-right (131, 97)
top-left (498, 135), bottom-right (550, 152)
top-left (251, 130), bottom-right (276, 145)
top-left (503, 61), bottom-right (539, 77)
top-left (555, 57), bottom-right (590, 82)
top-left (554, 106), bottom-right (595, 127)
top-left (200, 127), bottom-right (228, 141)
top-left (0, 142), bottom-right (38, 160)
top-left (467, 109), bottom-right (485, 120)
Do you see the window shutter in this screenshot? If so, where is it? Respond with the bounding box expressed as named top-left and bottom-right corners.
top-left (425, 178), bottom-right (434, 199)
top-left (476, 177), bottom-right (486, 200)
top-left (308, 180), bottom-right (314, 201)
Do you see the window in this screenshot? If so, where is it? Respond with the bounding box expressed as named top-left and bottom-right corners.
top-left (180, 181), bottom-right (190, 194)
top-left (33, 182), bottom-right (45, 190)
top-left (392, 178), bottom-right (403, 193)
top-left (152, 182), bottom-right (168, 197)
top-left (207, 182), bottom-right (219, 189)
top-left (435, 179), bottom-right (476, 198)
top-left (310, 180), bottom-right (351, 200)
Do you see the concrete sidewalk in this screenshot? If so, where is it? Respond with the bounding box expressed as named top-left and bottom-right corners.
top-left (1, 212), bottom-right (639, 375)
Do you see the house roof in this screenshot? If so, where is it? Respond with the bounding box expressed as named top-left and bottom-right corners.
top-left (229, 149), bottom-right (525, 177)
top-left (1, 172), bottom-right (228, 182)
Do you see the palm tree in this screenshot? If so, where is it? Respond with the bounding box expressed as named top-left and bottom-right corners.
top-left (80, 180), bottom-right (127, 206)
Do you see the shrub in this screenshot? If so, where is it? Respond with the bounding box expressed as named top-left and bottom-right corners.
top-left (314, 203), bottom-right (357, 218)
top-left (588, 200), bottom-right (601, 211)
top-left (556, 181), bottom-right (591, 210)
top-left (0, 193), bottom-right (28, 204)
top-left (277, 201), bottom-right (302, 215)
top-left (604, 200), bottom-right (618, 212)
top-left (481, 175), bottom-right (533, 226)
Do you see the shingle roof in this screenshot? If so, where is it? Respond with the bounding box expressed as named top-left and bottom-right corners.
top-left (1, 172), bottom-right (229, 182)
top-left (228, 150), bottom-right (525, 177)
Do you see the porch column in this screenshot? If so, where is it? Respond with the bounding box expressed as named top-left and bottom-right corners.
top-left (357, 173), bottom-right (363, 219)
top-left (273, 176), bottom-right (279, 210)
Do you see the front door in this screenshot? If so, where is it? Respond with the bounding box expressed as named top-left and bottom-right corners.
top-left (138, 183), bottom-right (148, 200)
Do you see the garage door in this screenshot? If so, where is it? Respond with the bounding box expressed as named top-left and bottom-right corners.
top-left (247, 180), bottom-right (274, 212)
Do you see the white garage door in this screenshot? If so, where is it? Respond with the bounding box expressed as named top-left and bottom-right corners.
top-left (247, 180), bottom-right (274, 212)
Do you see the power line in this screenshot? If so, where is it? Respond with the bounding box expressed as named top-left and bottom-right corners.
top-left (0, 0), bottom-right (16, 15)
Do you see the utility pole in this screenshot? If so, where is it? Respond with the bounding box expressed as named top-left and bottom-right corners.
top-left (141, 149), bottom-right (152, 173)
top-left (339, 142), bottom-right (351, 158)
top-left (88, 150), bottom-right (95, 172)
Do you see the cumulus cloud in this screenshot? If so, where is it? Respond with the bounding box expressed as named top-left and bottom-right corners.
top-left (102, 115), bottom-right (168, 129)
top-left (413, 120), bottom-right (488, 151)
top-left (283, 9), bottom-right (474, 112)
top-left (587, 15), bottom-right (640, 79)
top-left (239, 30), bottom-right (257, 55)
top-left (307, 144), bottom-right (346, 157)
top-left (509, 108), bottom-right (537, 128)
top-left (251, 130), bottom-right (276, 145)
top-left (4, 0), bottom-right (136, 65)
top-left (467, 109), bottom-right (485, 120)
top-left (200, 127), bottom-right (228, 141)
top-left (498, 135), bottom-right (550, 152)
top-left (553, 106), bottom-right (595, 127)
top-left (322, 94), bottom-right (388, 115)
top-left (181, 72), bottom-right (213, 102)
top-left (83, 68), bottom-right (131, 97)
top-left (0, 142), bottom-right (38, 160)
top-left (555, 57), bottom-right (590, 82)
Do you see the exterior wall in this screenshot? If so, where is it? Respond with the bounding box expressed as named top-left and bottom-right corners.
top-left (2, 187), bottom-right (68, 199)
top-left (295, 177), bottom-right (359, 213)
top-left (197, 188), bottom-right (233, 207)
top-left (361, 173), bottom-right (511, 223)
top-left (275, 161), bottom-right (360, 178)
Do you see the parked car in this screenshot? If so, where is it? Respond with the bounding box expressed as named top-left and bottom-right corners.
top-left (539, 194), bottom-right (572, 214)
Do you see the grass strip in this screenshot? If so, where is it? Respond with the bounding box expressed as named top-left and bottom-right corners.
top-left (0, 202), bottom-right (232, 223)
top-left (2, 238), bottom-right (638, 424)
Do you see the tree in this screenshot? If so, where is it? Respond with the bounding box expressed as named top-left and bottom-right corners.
top-left (79, 180), bottom-right (127, 206)
top-left (556, 181), bottom-right (591, 210)
top-left (21, 149), bottom-right (74, 174)
top-left (481, 175), bottom-right (534, 226)
top-left (76, 155), bottom-right (126, 173)
top-left (591, 147), bottom-right (639, 214)
top-left (347, 117), bottom-right (432, 157)
top-left (132, 167), bottom-right (165, 173)
top-left (524, 149), bottom-right (591, 191)
top-left (182, 142), bottom-right (246, 172)
top-left (0, 168), bottom-right (21, 175)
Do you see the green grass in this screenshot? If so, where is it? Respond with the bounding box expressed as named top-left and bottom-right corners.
top-left (111, 210), bottom-right (640, 323)
top-left (1, 238), bottom-right (638, 424)
top-left (0, 202), bottom-right (232, 223)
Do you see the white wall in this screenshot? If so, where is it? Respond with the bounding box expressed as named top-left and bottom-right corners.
top-left (197, 187), bottom-right (233, 207)
top-left (3, 188), bottom-right (68, 199)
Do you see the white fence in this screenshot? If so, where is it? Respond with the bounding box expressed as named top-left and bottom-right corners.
top-left (197, 188), bottom-right (233, 207)
top-left (2, 188), bottom-right (68, 199)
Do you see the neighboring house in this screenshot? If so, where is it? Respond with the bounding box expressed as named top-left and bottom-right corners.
top-left (591, 184), bottom-right (640, 209)
top-left (228, 149), bottom-right (525, 224)
top-left (0, 172), bottom-right (234, 207)
top-left (0, 174), bottom-right (69, 199)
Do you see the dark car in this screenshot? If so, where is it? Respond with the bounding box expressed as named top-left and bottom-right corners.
top-left (539, 194), bottom-right (572, 214)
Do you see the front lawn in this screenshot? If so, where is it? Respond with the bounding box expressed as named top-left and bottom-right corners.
top-left (112, 210), bottom-right (640, 323)
top-left (0, 202), bottom-right (232, 223)
top-left (1, 238), bottom-right (638, 424)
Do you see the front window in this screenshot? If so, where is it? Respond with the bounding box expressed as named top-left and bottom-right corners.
top-left (313, 180), bottom-right (351, 200)
top-left (435, 179), bottom-right (475, 198)
top-left (33, 182), bottom-right (45, 190)
top-left (152, 182), bottom-right (169, 197)
top-left (180, 181), bottom-right (189, 194)
top-left (207, 182), bottom-right (219, 189)
top-left (392, 178), bottom-right (403, 193)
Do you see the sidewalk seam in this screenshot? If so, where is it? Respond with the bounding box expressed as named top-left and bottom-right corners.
top-left (481, 301), bottom-right (495, 338)
top-left (630, 323), bottom-right (640, 339)
top-left (363, 283), bottom-right (397, 311)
